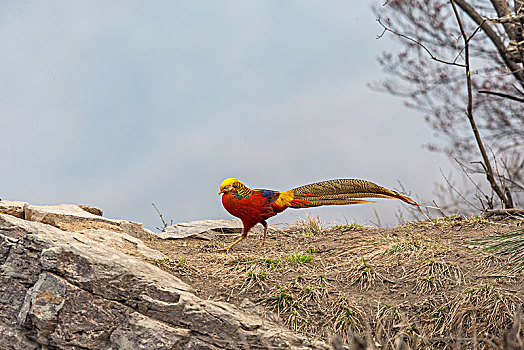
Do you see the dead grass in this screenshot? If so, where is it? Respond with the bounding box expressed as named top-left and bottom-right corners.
top-left (143, 216), bottom-right (524, 349)
top-left (441, 284), bottom-right (518, 338)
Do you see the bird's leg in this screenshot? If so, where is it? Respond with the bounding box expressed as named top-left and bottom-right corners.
top-left (214, 229), bottom-right (248, 253)
top-left (253, 221), bottom-right (268, 248)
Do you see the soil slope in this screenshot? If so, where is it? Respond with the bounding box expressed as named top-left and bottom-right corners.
top-left (145, 216), bottom-right (524, 349)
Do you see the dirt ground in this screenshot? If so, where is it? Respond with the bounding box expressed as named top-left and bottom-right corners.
top-left (142, 215), bottom-right (524, 349)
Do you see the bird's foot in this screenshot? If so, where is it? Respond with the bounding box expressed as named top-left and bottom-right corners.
top-left (213, 246), bottom-right (232, 253)
top-left (252, 242), bottom-right (266, 249)
top-left (213, 236), bottom-right (246, 253)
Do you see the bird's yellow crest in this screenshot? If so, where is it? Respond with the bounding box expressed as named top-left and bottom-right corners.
top-left (219, 178), bottom-right (241, 194)
top-left (219, 178), bottom-right (254, 196)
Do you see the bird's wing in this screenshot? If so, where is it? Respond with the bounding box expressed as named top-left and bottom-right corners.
top-left (256, 189), bottom-right (281, 204)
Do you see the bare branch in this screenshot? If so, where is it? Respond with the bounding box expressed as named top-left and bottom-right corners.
top-left (454, 0), bottom-right (524, 85)
top-left (376, 17), bottom-right (466, 67)
top-left (486, 12), bottom-right (524, 24)
top-left (478, 89), bottom-right (524, 102)
top-left (450, 0), bottom-right (513, 208)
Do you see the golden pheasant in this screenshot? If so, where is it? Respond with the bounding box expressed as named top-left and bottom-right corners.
top-left (217, 178), bottom-right (423, 252)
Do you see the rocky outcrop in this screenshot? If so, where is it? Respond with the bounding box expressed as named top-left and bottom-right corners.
top-left (0, 200), bottom-right (329, 349)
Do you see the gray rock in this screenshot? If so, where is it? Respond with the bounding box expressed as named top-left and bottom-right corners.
top-left (109, 311), bottom-right (191, 350)
top-left (78, 205), bottom-right (104, 216)
top-left (159, 219), bottom-right (278, 240)
top-left (0, 200), bottom-right (28, 219)
top-left (23, 203), bottom-right (157, 241)
top-left (0, 211), bottom-right (329, 349)
top-left (74, 228), bottom-right (167, 260)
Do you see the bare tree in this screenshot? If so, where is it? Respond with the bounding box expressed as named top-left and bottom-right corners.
top-left (372, 0), bottom-right (524, 213)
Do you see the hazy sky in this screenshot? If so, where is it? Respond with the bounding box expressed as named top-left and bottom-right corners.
top-left (1, 1), bottom-right (452, 231)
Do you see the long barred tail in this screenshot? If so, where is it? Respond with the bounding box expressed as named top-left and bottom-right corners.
top-left (289, 179), bottom-right (420, 208)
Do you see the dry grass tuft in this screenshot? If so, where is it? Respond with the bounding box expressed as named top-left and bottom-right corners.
top-left (236, 265), bottom-right (271, 294)
top-left (327, 296), bottom-right (366, 340)
top-left (374, 302), bottom-right (418, 348)
top-left (439, 284), bottom-right (519, 339)
top-left (381, 232), bottom-right (443, 263)
top-left (296, 213), bottom-right (324, 237)
top-left (331, 223), bottom-right (364, 232)
top-left (349, 259), bottom-right (384, 290)
top-left (385, 239), bottom-right (424, 257)
top-left (411, 284), bottom-right (522, 349)
top-left (261, 284), bottom-right (296, 314)
top-left (412, 259), bottom-right (464, 294)
top-left (476, 254), bottom-right (509, 273)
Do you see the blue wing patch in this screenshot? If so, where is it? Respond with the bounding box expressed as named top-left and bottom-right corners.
top-left (257, 189), bottom-right (280, 203)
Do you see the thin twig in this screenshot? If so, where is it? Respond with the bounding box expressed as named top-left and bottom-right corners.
top-left (433, 200), bottom-right (447, 217)
top-left (370, 208), bottom-right (382, 228)
top-left (452, 19), bottom-right (487, 65)
top-left (152, 202), bottom-right (168, 231)
top-left (454, 158), bottom-right (490, 202)
top-left (439, 168), bottom-right (481, 210)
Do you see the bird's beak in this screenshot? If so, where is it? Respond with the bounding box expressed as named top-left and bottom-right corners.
top-left (218, 188), bottom-right (224, 195)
